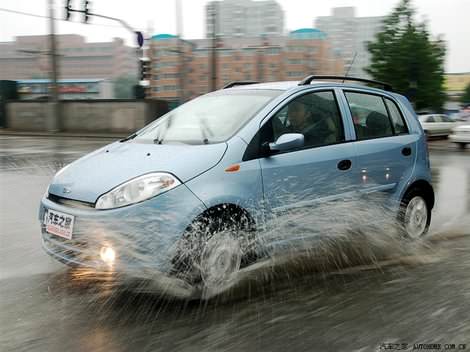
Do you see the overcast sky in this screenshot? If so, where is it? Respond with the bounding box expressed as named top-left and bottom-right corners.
top-left (0, 0), bottom-right (468, 72)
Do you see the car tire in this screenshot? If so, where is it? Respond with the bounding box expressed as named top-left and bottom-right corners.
top-left (457, 143), bottom-right (467, 150)
top-left (199, 228), bottom-right (242, 290)
top-left (171, 210), bottom-right (255, 289)
top-left (398, 188), bottom-right (431, 240)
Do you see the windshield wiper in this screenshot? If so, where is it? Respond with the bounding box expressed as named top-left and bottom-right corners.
top-left (153, 115), bottom-right (173, 145)
top-left (119, 133), bottom-right (137, 142)
top-left (199, 117), bottom-right (214, 145)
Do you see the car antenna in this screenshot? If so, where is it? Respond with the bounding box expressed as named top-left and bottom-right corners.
top-left (343, 52), bottom-right (357, 82)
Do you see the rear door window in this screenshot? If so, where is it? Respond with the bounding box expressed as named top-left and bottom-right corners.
top-left (344, 92), bottom-right (394, 140)
top-left (441, 115), bottom-right (452, 123)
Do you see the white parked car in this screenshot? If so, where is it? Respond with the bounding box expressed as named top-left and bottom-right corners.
top-left (449, 125), bottom-right (470, 149)
top-left (418, 114), bottom-right (457, 137)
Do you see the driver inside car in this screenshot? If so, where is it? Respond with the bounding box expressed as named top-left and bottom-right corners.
top-left (273, 98), bottom-right (337, 147)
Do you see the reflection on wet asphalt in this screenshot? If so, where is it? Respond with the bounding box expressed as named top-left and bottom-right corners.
top-left (0, 136), bottom-right (469, 352)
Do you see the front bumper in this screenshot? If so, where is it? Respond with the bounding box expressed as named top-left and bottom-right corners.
top-left (39, 184), bottom-right (206, 274)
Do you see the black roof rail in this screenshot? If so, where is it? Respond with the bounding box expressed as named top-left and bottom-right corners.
top-left (298, 75), bottom-right (393, 92)
top-left (223, 81), bottom-right (259, 89)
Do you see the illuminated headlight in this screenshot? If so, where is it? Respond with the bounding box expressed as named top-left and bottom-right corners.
top-left (95, 172), bottom-right (181, 209)
top-left (100, 246), bottom-right (116, 264)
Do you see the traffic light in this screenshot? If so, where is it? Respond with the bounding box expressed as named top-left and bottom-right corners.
top-left (83, 0), bottom-right (90, 23)
top-left (139, 58), bottom-right (151, 81)
top-left (65, 0), bottom-right (72, 21)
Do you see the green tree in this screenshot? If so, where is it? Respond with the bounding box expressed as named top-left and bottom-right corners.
top-left (113, 75), bottom-right (138, 99)
top-left (460, 83), bottom-right (470, 105)
top-left (366, 0), bottom-right (446, 111)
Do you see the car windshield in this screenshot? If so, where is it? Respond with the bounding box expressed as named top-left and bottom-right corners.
top-left (134, 89), bottom-right (281, 145)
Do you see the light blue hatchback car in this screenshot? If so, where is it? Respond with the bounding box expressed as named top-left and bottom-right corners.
top-left (39, 76), bottom-right (434, 290)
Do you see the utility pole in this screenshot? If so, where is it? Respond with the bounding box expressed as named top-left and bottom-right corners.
top-left (209, 2), bottom-right (218, 92)
top-left (176, 0), bottom-right (185, 103)
top-left (48, 0), bottom-right (60, 131)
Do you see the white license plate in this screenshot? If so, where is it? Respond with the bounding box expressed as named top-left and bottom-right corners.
top-left (44, 209), bottom-right (75, 240)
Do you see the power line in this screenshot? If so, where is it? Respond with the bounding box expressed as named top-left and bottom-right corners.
top-left (0, 7), bottom-right (141, 30)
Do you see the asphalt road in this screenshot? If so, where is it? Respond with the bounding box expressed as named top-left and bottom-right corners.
top-left (1, 136), bottom-right (470, 352)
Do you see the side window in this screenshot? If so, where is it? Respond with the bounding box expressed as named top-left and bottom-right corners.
top-left (345, 92), bottom-right (394, 140)
top-left (441, 115), bottom-right (452, 123)
top-left (385, 98), bottom-right (408, 134)
top-left (269, 90), bottom-right (345, 149)
top-left (427, 116), bottom-right (436, 122)
top-left (243, 91), bottom-right (345, 160)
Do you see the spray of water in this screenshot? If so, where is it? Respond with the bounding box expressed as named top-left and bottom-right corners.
top-left (41, 187), bottom-right (441, 301)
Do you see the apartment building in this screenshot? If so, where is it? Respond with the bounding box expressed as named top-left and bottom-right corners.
top-left (148, 29), bottom-right (343, 102)
top-left (205, 0), bottom-right (284, 38)
top-left (315, 7), bottom-right (385, 77)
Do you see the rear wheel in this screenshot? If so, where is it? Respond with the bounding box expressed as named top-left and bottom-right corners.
top-left (398, 188), bottom-right (431, 239)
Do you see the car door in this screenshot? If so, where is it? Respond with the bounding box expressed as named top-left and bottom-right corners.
top-left (432, 115), bottom-right (445, 135)
top-left (244, 89), bottom-right (359, 250)
top-left (340, 89), bottom-right (417, 203)
top-left (440, 115), bottom-right (454, 135)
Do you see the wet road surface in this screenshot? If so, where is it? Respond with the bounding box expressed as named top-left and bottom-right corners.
top-left (1, 136), bottom-right (470, 352)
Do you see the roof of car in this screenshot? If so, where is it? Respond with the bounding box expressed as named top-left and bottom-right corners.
top-left (227, 81), bottom-right (301, 90)
top-left (226, 80), bottom-right (393, 95)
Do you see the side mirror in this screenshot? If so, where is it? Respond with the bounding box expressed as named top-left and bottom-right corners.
top-left (269, 133), bottom-right (304, 152)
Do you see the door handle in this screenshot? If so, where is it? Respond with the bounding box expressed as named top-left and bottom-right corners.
top-left (402, 147), bottom-right (412, 156)
top-left (337, 159), bottom-right (352, 171)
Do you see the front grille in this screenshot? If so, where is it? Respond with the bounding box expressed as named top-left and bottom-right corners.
top-left (48, 193), bottom-right (95, 209)
top-left (42, 227), bottom-right (97, 263)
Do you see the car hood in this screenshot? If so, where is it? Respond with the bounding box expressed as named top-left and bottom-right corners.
top-left (48, 141), bottom-right (227, 203)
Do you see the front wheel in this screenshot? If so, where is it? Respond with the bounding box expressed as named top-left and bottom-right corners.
top-left (199, 231), bottom-right (242, 289)
top-left (171, 211), bottom-right (255, 292)
top-left (398, 189), bottom-right (431, 239)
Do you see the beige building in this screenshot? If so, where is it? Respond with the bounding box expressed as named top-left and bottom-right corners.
top-left (0, 35), bottom-right (138, 81)
top-left (444, 72), bottom-right (470, 98)
top-left (149, 29), bottom-right (343, 102)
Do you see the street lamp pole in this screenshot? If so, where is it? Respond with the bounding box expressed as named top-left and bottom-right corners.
top-left (209, 2), bottom-right (218, 92)
top-left (48, 0), bottom-right (60, 131)
top-left (176, 0), bottom-right (185, 103)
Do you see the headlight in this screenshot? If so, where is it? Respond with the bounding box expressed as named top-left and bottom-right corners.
top-left (95, 172), bottom-right (181, 210)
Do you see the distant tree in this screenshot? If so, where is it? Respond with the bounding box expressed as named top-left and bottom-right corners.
top-left (113, 75), bottom-right (138, 99)
top-left (460, 83), bottom-right (470, 105)
top-left (366, 0), bottom-right (446, 111)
